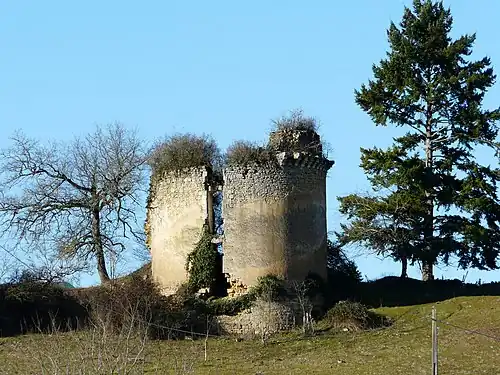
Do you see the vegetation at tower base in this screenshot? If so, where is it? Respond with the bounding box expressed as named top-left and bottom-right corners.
top-left (204, 274), bottom-right (288, 316)
top-left (2, 295), bottom-right (500, 374)
top-left (339, 0), bottom-right (500, 281)
top-left (185, 226), bottom-right (220, 293)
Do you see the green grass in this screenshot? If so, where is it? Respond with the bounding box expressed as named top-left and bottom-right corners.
top-left (1, 296), bottom-right (499, 374)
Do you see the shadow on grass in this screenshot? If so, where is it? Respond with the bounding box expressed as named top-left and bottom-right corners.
top-left (355, 276), bottom-right (500, 308)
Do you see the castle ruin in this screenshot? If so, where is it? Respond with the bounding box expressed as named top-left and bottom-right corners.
top-left (146, 127), bottom-right (334, 295)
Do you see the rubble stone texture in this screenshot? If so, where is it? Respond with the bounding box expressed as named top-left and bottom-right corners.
top-left (223, 151), bottom-right (333, 287)
top-left (147, 167), bottom-right (211, 295)
top-left (215, 299), bottom-right (296, 337)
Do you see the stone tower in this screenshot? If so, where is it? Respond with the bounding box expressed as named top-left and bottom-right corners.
top-left (146, 166), bottom-right (214, 295)
top-left (222, 129), bottom-right (334, 289)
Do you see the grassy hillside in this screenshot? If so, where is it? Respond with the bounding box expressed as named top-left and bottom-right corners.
top-left (1, 295), bottom-right (499, 374)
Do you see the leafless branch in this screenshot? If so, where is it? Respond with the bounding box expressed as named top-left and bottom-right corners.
top-left (0, 123), bottom-right (148, 284)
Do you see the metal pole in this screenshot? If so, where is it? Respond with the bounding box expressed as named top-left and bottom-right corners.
top-left (432, 306), bottom-right (438, 375)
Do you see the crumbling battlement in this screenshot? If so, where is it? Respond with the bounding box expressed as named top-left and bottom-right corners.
top-left (268, 128), bottom-right (323, 155)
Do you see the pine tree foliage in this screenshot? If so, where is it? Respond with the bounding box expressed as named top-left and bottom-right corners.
top-left (338, 190), bottom-right (422, 278)
top-left (340, 0), bottom-right (500, 280)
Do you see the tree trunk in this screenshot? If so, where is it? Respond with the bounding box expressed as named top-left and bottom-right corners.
top-left (421, 260), bottom-right (434, 282)
top-left (91, 206), bottom-right (110, 284)
top-left (423, 114), bottom-right (435, 282)
top-left (400, 255), bottom-right (408, 279)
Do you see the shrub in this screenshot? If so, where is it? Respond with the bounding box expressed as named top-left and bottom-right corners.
top-left (0, 276), bottom-right (86, 336)
top-left (271, 108), bottom-right (319, 132)
top-left (0, 268), bottom-right (217, 340)
top-left (205, 294), bottom-right (254, 316)
top-left (27, 326), bottom-right (152, 374)
top-left (76, 275), bottom-right (213, 340)
top-left (300, 272), bottom-right (328, 318)
top-left (326, 239), bottom-right (362, 306)
top-left (225, 140), bottom-right (277, 166)
top-left (327, 240), bottom-right (362, 282)
top-left (248, 275), bottom-right (288, 301)
top-left (204, 275), bottom-right (288, 317)
top-left (325, 301), bottom-right (389, 331)
top-left (75, 276), bottom-right (167, 336)
top-left (148, 133), bottom-right (222, 178)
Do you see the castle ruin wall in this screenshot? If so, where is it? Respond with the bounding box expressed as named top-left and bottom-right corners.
top-left (223, 153), bottom-right (333, 288)
top-left (147, 167), bottom-right (210, 295)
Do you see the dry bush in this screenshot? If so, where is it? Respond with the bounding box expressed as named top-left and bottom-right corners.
top-left (148, 133), bottom-right (221, 178)
top-left (224, 140), bottom-right (277, 166)
top-left (27, 321), bottom-right (151, 374)
top-left (74, 275), bottom-right (188, 340)
top-left (268, 112), bottom-right (326, 157)
top-left (19, 302), bottom-right (207, 374)
top-left (85, 277), bottom-right (214, 340)
top-left (271, 108), bottom-right (319, 132)
top-left (290, 280), bottom-right (315, 336)
top-left (324, 300), bottom-right (390, 332)
top-left (11, 308), bottom-right (204, 374)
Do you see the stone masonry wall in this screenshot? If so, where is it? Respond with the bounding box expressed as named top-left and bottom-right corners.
top-left (215, 299), bottom-right (296, 337)
top-left (147, 167), bottom-right (210, 295)
top-left (223, 152), bottom-right (333, 288)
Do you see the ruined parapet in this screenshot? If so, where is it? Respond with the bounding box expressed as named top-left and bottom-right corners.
top-left (268, 128), bottom-right (323, 155)
top-left (223, 129), bottom-right (334, 289)
top-left (146, 166), bottom-right (213, 295)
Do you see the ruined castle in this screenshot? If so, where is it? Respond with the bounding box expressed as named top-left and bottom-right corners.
top-left (146, 127), bottom-right (334, 295)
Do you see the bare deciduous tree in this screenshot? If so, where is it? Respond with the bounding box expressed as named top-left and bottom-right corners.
top-left (0, 249), bottom-right (16, 282)
top-left (290, 279), bottom-right (314, 336)
top-left (0, 123), bottom-right (148, 283)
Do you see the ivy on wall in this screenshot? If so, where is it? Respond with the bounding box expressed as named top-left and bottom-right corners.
top-left (185, 226), bottom-right (219, 292)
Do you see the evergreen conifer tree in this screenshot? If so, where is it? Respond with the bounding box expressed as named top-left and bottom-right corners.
top-left (338, 190), bottom-right (421, 279)
top-left (339, 0), bottom-right (500, 280)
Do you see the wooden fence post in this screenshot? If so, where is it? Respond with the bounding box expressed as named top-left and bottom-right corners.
top-left (432, 306), bottom-right (438, 375)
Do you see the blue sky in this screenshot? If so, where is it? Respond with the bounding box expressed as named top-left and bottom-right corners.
top-left (1, 0), bottom-right (499, 286)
